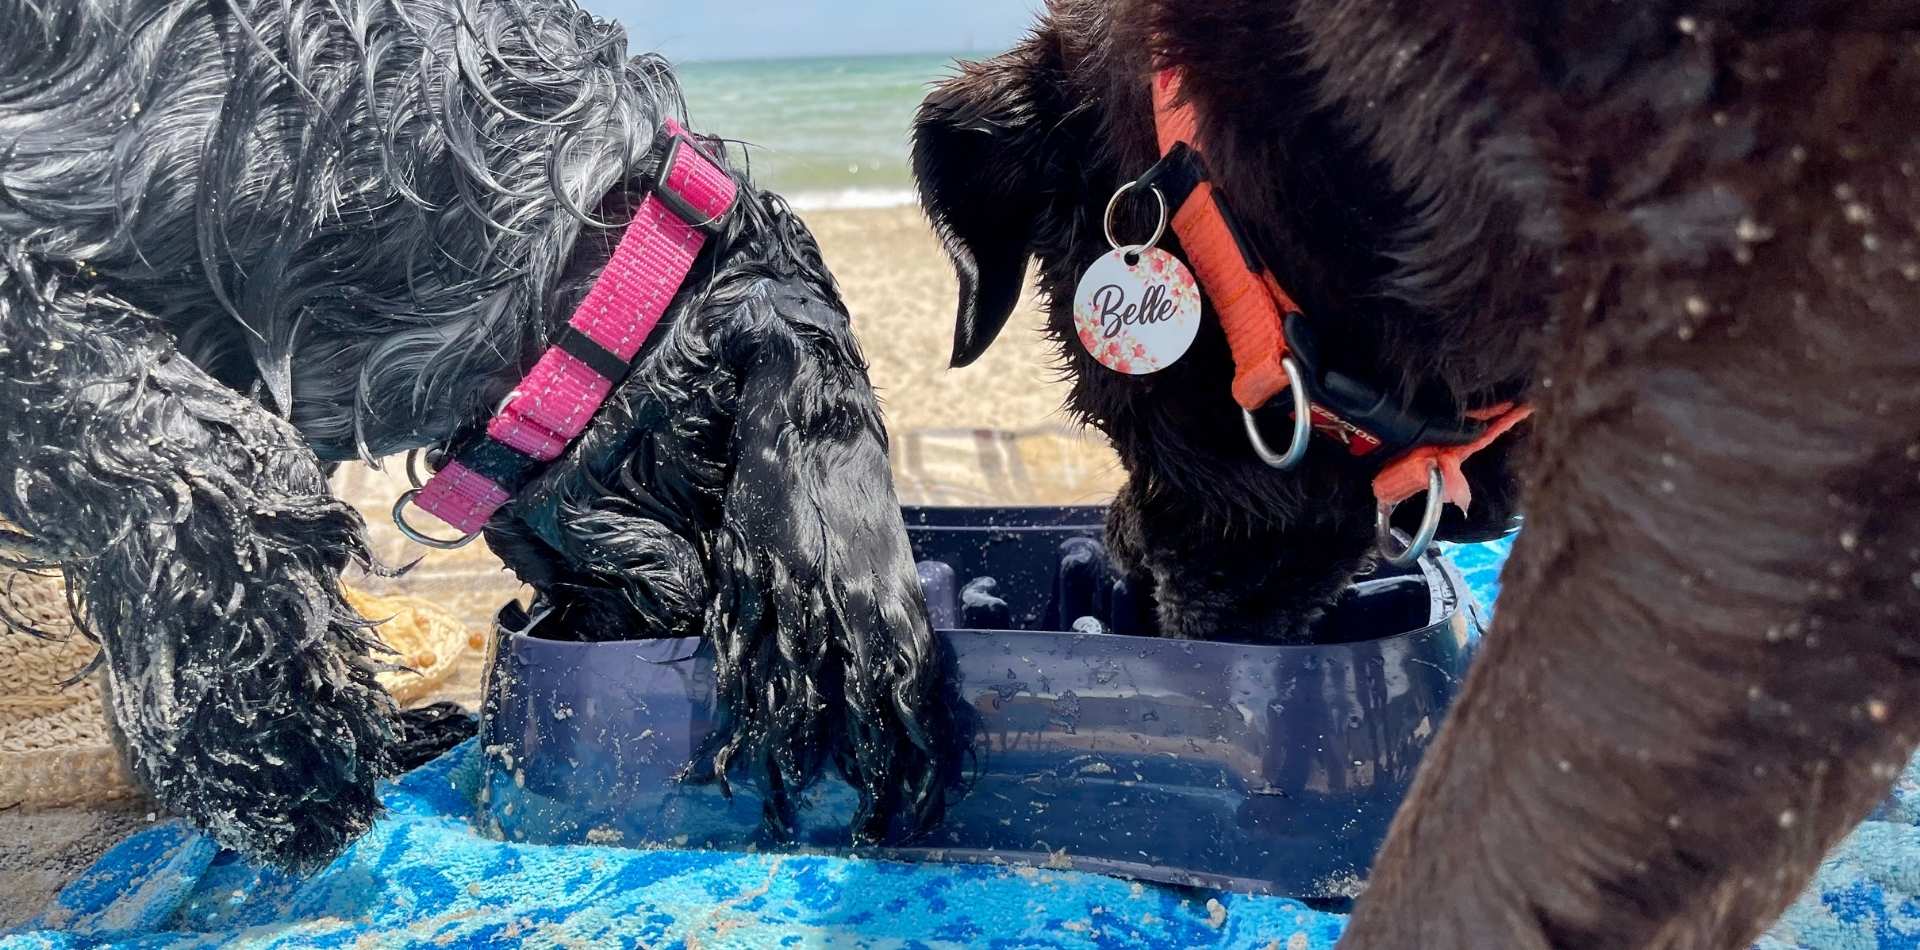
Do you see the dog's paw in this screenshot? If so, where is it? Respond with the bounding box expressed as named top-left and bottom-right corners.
top-left (116, 672), bottom-right (395, 872)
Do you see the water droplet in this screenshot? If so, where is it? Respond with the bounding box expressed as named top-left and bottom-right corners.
top-left (1735, 217), bottom-right (1775, 243)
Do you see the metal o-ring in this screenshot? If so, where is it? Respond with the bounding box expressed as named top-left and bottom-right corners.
top-left (1103, 180), bottom-right (1169, 253)
top-left (1376, 463), bottom-right (1444, 568)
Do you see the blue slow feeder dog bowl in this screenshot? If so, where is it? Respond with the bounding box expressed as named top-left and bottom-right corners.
top-left (478, 505), bottom-right (1484, 898)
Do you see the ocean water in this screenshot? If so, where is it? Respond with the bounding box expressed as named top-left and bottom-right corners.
top-left (676, 54), bottom-right (968, 209)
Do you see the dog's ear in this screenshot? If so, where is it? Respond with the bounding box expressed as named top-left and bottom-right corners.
top-left (912, 38), bottom-right (1066, 368)
top-left (699, 294), bottom-right (968, 842)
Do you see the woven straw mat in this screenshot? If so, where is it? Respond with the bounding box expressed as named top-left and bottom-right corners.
top-left (1, 569), bottom-right (475, 810)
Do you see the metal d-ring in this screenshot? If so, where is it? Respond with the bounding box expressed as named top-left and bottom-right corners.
top-left (1243, 356), bottom-right (1312, 470)
top-left (1103, 179), bottom-right (1168, 253)
top-left (391, 489), bottom-right (480, 550)
top-left (1376, 463), bottom-right (1444, 568)
top-left (393, 390), bottom-right (521, 548)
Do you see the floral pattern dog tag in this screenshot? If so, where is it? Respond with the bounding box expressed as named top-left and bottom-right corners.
top-left (1072, 246), bottom-right (1202, 375)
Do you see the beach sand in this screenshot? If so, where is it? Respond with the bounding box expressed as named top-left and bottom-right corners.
top-left (807, 205), bottom-right (1069, 434)
top-left (807, 205), bottom-right (1124, 507)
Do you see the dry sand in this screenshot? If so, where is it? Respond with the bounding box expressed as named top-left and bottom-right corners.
top-left (808, 205), bottom-right (1073, 435)
top-left (807, 206), bottom-right (1123, 507)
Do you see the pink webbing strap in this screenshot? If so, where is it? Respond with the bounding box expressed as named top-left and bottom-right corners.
top-left (409, 122), bottom-right (738, 537)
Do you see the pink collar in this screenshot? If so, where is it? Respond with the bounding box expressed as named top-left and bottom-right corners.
top-left (394, 120), bottom-right (739, 547)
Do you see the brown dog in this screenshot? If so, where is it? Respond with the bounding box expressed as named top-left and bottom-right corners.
top-left (912, 0), bottom-right (1920, 945)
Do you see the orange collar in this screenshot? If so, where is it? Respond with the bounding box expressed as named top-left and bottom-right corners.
top-left (1147, 68), bottom-right (1531, 511)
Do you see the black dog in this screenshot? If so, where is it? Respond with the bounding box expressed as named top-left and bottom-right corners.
top-left (0, 0), bottom-right (956, 869)
top-left (915, 0), bottom-right (1920, 945)
top-left (914, 11), bottom-right (1535, 647)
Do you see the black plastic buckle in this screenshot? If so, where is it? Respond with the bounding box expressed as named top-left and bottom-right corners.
top-left (1135, 142), bottom-right (1206, 206)
top-left (647, 129), bottom-right (732, 236)
top-left (1137, 143), bottom-right (1270, 277)
top-left (1278, 313), bottom-right (1486, 457)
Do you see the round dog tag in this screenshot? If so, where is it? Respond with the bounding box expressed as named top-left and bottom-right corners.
top-left (1072, 246), bottom-right (1202, 375)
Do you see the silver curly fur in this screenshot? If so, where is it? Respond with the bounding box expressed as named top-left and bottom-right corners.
top-left (1, 0), bottom-right (962, 868)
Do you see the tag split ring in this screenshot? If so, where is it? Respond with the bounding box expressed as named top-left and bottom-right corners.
top-left (1103, 179), bottom-right (1168, 253)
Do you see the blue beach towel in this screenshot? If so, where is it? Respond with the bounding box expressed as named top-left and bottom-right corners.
top-left (7, 539), bottom-right (1919, 949)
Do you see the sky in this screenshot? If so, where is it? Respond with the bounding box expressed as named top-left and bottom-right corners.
top-left (577, 0), bottom-right (1042, 62)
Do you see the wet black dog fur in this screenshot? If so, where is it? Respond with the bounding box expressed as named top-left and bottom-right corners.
top-left (0, 0), bottom-right (960, 869)
top-left (915, 0), bottom-right (1920, 946)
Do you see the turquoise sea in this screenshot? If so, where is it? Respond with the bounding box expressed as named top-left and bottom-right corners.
top-left (676, 53), bottom-right (971, 209)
